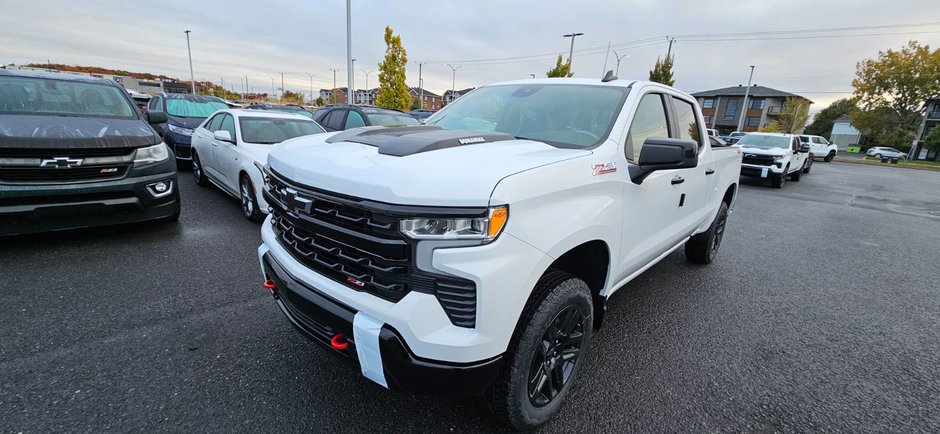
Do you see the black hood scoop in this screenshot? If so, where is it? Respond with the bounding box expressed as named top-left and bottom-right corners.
top-left (326, 126), bottom-right (515, 157)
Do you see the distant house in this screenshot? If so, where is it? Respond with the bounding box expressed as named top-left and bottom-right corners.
top-left (910, 97), bottom-right (940, 161)
top-left (355, 88), bottom-right (378, 106)
top-left (443, 88), bottom-right (475, 106)
top-left (409, 87), bottom-right (442, 110)
top-left (691, 85), bottom-right (812, 134)
top-left (829, 116), bottom-right (868, 150)
top-left (319, 87), bottom-right (349, 104)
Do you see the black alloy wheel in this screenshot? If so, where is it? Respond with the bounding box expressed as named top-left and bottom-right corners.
top-left (527, 305), bottom-right (586, 407)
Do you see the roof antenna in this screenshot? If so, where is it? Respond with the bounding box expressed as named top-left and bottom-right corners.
top-left (601, 70), bottom-right (617, 82)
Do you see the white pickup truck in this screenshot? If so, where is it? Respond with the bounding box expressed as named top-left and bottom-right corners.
top-left (256, 78), bottom-right (742, 430)
top-left (737, 132), bottom-right (813, 188)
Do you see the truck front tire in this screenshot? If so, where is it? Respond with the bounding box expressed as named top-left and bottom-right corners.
top-left (685, 202), bottom-right (729, 264)
top-left (487, 270), bottom-right (593, 431)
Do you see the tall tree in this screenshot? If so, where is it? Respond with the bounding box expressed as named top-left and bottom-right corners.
top-left (376, 26), bottom-right (410, 112)
top-left (648, 55), bottom-right (675, 86)
top-left (851, 40), bottom-right (940, 148)
top-left (804, 98), bottom-right (856, 137)
top-left (923, 127), bottom-right (940, 153)
top-left (546, 55), bottom-right (573, 78)
top-left (761, 97), bottom-right (811, 134)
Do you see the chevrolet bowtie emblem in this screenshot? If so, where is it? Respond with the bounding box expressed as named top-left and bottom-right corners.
top-left (40, 157), bottom-right (84, 168)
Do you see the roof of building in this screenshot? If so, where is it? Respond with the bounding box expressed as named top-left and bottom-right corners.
top-left (833, 115), bottom-right (853, 124)
top-left (692, 85), bottom-right (810, 102)
top-left (444, 87), bottom-right (475, 96)
top-left (409, 87), bottom-right (440, 97)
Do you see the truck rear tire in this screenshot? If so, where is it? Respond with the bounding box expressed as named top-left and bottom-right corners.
top-left (824, 151), bottom-right (835, 162)
top-left (685, 202), bottom-right (728, 264)
top-left (486, 270), bottom-right (593, 431)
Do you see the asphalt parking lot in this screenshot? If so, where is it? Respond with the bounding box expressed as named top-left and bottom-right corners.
top-left (2, 161), bottom-right (938, 433)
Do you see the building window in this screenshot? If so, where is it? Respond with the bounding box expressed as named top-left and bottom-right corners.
top-left (723, 99), bottom-right (738, 120)
top-left (702, 99), bottom-right (715, 109)
top-left (704, 115), bottom-right (712, 124)
top-left (746, 117), bottom-right (761, 127)
top-left (749, 99), bottom-right (764, 109)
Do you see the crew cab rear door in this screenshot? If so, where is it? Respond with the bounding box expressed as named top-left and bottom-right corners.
top-left (667, 95), bottom-right (716, 236)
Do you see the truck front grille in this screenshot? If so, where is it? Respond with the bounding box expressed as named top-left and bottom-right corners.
top-left (742, 155), bottom-right (778, 166)
top-left (0, 147), bottom-right (134, 184)
top-left (264, 171), bottom-right (479, 327)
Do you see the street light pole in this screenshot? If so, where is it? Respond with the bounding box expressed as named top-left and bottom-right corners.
top-left (280, 72), bottom-right (285, 103)
top-left (305, 73), bottom-right (316, 103)
top-left (361, 69), bottom-right (371, 91)
top-left (346, 0), bottom-right (353, 105)
top-left (736, 65), bottom-right (756, 132)
top-left (183, 30), bottom-right (196, 94)
top-left (415, 61), bottom-right (425, 109)
top-left (446, 63), bottom-right (462, 105)
top-left (562, 32), bottom-right (584, 71)
top-left (612, 51), bottom-right (629, 76)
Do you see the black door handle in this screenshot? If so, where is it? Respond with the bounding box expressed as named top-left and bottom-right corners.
top-left (705, 168), bottom-right (715, 175)
top-left (671, 176), bottom-right (685, 185)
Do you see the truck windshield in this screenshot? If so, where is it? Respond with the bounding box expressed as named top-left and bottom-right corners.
top-left (239, 117), bottom-right (325, 144)
top-left (0, 75), bottom-right (136, 118)
top-left (166, 97), bottom-right (229, 118)
top-left (737, 134), bottom-right (790, 149)
top-left (426, 84), bottom-right (628, 149)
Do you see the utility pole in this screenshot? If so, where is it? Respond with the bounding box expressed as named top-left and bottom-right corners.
top-left (183, 30), bottom-right (196, 94)
top-left (736, 65), bottom-right (756, 132)
top-left (416, 61), bottom-right (425, 109)
top-left (613, 51), bottom-right (629, 76)
top-left (269, 76), bottom-right (276, 101)
top-left (346, 0), bottom-right (353, 104)
top-left (280, 72), bottom-right (285, 102)
top-left (220, 76), bottom-right (224, 95)
top-left (245, 75), bottom-right (249, 98)
top-left (330, 68), bottom-right (340, 103)
top-left (562, 32), bottom-right (584, 71)
top-left (446, 64), bottom-right (462, 106)
top-left (666, 36), bottom-right (676, 58)
top-left (351, 59), bottom-right (357, 103)
top-left (361, 69), bottom-right (371, 90)
top-left (305, 73), bottom-right (316, 103)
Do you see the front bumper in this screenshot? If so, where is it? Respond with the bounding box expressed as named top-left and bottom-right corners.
top-left (0, 162), bottom-right (179, 236)
top-left (260, 249), bottom-right (504, 396)
top-left (740, 163), bottom-right (784, 178)
top-left (165, 130), bottom-right (193, 160)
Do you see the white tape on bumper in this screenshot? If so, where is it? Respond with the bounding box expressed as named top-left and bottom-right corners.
top-left (761, 167), bottom-right (769, 178)
top-left (257, 243), bottom-right (271, 280)
top-left (353, 312), bottom-right (388, 388)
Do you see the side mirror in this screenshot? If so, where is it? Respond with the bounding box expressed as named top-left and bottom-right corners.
top-left (799, 144), bottom-right (811, 153)
top-left (628, 138), bottom-right (698, 184)
top-left (214, 130), bottom-right (234, 143)
top-left (146, 111), bottom-right (167, 125)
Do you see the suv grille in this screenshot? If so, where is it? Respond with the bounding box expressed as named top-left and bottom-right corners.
top-left (265, 172), bottom-right (478, 327)
top-left (0, 148), bottom-right (134, 184)
top-left (742, 154), bottom-right (778, 166)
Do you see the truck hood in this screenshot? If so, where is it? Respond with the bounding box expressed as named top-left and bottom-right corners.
top-left (267, 127), bottom-right (591, 206)
top-left (738, 145), bottom-right (789, 157)
top-left (0, 114), bottom-right (159, 149)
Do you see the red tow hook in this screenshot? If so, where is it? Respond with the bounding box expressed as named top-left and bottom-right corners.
top-left (330, 333), bottom-right (349, 351)
top-left (262, 279), bottom-right (276, 293)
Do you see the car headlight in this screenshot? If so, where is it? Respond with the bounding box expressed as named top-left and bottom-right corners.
top-left (167, 124), bottom-right (194, 136)
top-left (400, 206), bottom-right (508, 242)
top-left (133, 143), bottom-right (170, 166)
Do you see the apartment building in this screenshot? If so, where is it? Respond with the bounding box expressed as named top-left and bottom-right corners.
top-left (692, 85), bottom-right (811, 134)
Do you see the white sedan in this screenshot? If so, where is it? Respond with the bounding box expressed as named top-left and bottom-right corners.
top-left (190, 109), bottom-right (326, 220)
top-left (866, 146), bottom-right (907, 160)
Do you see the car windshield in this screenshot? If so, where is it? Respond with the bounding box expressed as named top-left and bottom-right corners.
top-left (166, 97), bottom-right (229, 117)
top-left (426, 84), bottom-right (628, 148)
top-left (0, 75), bottom-right (136, 118)
top-left (366, 113), bottom-right (420, 126)
top-left (271, 107), bottom-right (314, 119)
top-left (737, 134), bottom-right (790, 148)
top-left (239, 117), bottom-right (325, 144)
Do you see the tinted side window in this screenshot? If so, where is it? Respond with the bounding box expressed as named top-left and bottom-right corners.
top-left (327, 110), bottom-right (347, 130)
top-left (345, 110), bottom-right (366, 128)
top-left (626, 94), bottom-right (669, 161)
top-left (206, 114), bottom-right (223, 131)
top-left (149, 96), bottom-right (162, 111)
top-left (220, 114), bottom-right (236, 141)
top-left (671, 97), bottom-right (701, 152)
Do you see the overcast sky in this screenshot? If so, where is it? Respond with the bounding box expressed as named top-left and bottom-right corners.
top-left (2, 0), bottom-right (939, 113)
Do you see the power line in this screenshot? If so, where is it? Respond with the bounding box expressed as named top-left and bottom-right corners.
top-left (681, 30), bottom-right (940, 43)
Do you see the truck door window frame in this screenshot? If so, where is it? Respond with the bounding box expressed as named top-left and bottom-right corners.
top-left (668, 96), bottom-right (702, 155)
top-left (625, 93), bottom-right (671, 162)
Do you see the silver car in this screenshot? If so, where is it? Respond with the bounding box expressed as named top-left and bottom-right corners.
top-left (866, 146), bottom-right (907, 159)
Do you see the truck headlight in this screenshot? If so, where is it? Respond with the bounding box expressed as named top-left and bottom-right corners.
top-left (167, 123), bottom-right (194, 136)
top-left (400, 206), bottom-right (508, 242)
top-left (133, 143), bottom-right (170, 166)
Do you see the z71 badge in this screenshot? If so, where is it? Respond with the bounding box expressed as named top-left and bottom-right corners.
top-left (592, 162), bottom-right (617, 175)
